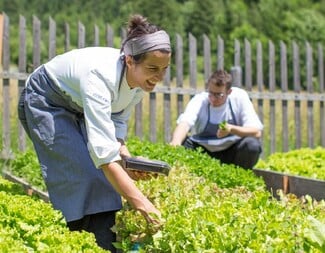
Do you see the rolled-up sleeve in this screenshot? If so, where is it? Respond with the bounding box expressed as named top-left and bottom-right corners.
top-left (177, 92), bottom-right (207, 129)
top-left (80, 72), bottom-right (121, 168)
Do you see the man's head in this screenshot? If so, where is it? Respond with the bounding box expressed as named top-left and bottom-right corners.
top-left (207, 69), bottom-right (232, 107)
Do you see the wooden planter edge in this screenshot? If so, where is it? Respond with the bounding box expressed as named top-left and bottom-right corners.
top-left (253, 168), bottom-right (325, 201)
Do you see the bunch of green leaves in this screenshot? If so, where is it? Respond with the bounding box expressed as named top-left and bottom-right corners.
top-left (115, 168), bottom-right (325, 252)
top-left (219, 120), bottom-right (227, 130)
top-left (127, 137), bottom-right (265, 191)
top-left (7, 149), bottom-right (46, 191)
top-left (256, 147), bottom-right (325, 180)
top-left (0, 177), bottom-right (107, 252)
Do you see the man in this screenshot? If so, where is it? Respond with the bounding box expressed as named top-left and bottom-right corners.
top-left (170, 69), bottom-right (263, 169)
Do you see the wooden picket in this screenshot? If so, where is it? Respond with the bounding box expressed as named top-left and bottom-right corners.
top-left (1, 13), bottom-right (325, 159)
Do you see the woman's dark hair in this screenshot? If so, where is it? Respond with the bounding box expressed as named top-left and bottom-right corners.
top-left (121, 14), bottom-right (169, 63)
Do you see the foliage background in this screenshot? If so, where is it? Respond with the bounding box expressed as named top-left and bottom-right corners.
top-left (1, 0), bottom-right (325, 57)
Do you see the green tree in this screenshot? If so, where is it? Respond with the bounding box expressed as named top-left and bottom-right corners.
top-left (120, 0), bottom-right (182, 39)
top-left (185, 0), bottom-right (220, 39)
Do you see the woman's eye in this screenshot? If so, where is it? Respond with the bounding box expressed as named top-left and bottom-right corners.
top-left (148, 68), bottom-right (157, 72)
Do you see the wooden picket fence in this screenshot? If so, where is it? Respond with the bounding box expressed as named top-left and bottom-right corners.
top-left (1, 13), bottom-right (325, 159)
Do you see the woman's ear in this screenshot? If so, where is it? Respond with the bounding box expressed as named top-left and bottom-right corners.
top-left (125, 55), bottom-right (134, 68)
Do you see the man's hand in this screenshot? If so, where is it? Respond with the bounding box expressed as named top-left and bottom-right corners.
top-left (217, 123), bottom-right (232, 138)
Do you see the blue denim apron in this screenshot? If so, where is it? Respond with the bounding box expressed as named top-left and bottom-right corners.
top-left (18, 66), bottom-right (122, 222)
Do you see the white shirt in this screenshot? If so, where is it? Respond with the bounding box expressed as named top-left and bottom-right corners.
top-left (44, 47), bottom-right (144, 167)
top-left (177, 87), bottom-right (263, 134)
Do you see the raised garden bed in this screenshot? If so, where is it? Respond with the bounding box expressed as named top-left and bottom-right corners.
top-left (254, 147), bottom-right (325, 201)
top-left (2, 171), bottom-right (49, 201)
top-left (253, 168), bottom-right (325, 201)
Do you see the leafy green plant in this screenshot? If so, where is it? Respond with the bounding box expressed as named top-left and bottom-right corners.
top-left (219, 120), bottom-right (227, 130)
top-left (115, 168), bottom-right (325, 252)
top-left (256, 147), bottom-right (325, 180)
top-left (0, 177), bottom-right (107, 252)
top-left (127, 137), bottom-right (265, 191)
top-left (2, 139), bottom-right (325, 252)
top-left (6, 149), bottom-right (46, 191)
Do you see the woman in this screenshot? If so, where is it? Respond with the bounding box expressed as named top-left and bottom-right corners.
top-left (18, 14), bottom-right (171, 252)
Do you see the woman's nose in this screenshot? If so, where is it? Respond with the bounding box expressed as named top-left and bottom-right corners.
top-left (155, 70), bottom-right (166, 81)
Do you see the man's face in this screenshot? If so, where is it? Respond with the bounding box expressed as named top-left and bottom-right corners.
top-left (207, 84), bottom-right (231, 107)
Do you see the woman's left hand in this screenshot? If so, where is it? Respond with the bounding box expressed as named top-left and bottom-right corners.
top-left (125, 169), bottom-right (157, 181)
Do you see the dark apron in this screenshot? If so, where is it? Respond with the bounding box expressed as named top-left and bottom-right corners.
top-left (190, 100), bottom-right (241, 151)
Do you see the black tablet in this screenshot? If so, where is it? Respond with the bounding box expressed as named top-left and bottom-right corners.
top-left (124, 157), bottom-right (171, 176)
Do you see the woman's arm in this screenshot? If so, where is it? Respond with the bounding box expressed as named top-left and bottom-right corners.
top-left (101, 161), bottom-right (161, 224)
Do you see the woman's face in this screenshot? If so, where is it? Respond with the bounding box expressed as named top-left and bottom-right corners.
top-left (126, 50), bottom-right (171, 92)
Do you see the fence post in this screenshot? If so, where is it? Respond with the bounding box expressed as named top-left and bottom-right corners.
top-left (293, 41), bottom-right (301, 149)
top-left (256, 40), bottom-right (264, 158)
top-left (33, 15), bottom-right (41, 69)
top-left (268, 40), bottom-right (276, 154)
top-left (175, 33), bottom-right (184, 116)
top-left (306, 42), bottom-right (314, 148)
top-left (78, 21), bottom-right (85, 48)
top-left (203, 34), bottom-right (211, 87)
top-left (0, 13), bottom-right (3, 67)
top-left (1, 13), bottom-right (12, 158)
top-left (64, 22), bottom-right (70, 52)
top-left (189, 33), bottom-right (197, 90)
top-left (163, 67), bottom-right (171, 142)
top-left (230, 66), bottom-right (242, 87)
top-left (18, 15), bottom-right (27, 152)
top-left (106, 24), bottom-right (114, 47)
top-left (244, 39), bottom-right (252, 91)
top-left (48, 16), bottom-right (56, 60)
top-left (280, 41), bottom-right (289, 152)
top-left (318, 43), bottom-right (325, 146)
top-left (93, 24), bottom-right (99, 46)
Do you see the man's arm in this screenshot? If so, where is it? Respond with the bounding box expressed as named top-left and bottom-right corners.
top-left (169, 121), bottom-right (190, 146)
top-left (218, 124), bottom-right (262, 138)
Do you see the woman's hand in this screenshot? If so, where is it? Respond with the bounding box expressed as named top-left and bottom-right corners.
top-left (117, 138), bottom-right (132, 159)
top-left (136, 202), bottom-right (162, 226)
top-left (125, 169), bottom-right (156, 181)
top-left (119, 155), bottom-right (158, 181)
top-left (119, 144), bottom-right (131, 159)
top-left (101, 162), bottom-right (162, 225)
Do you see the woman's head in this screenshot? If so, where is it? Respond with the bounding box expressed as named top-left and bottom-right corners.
top-left (207, 69), bottom-right (232, 107)
top-left (122, 14), bottom-right (171, 61)
top-left (122, 14), bottom-right (172, 92)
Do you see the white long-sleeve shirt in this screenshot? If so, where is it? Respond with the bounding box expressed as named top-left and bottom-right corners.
top-left (177, 87), bottom-right (263, 134)
top-left (44, 47), bottom-right (144, 167)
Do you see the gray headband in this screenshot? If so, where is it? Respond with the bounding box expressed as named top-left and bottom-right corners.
top-left (123, 30), bottom-right (171, 56)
